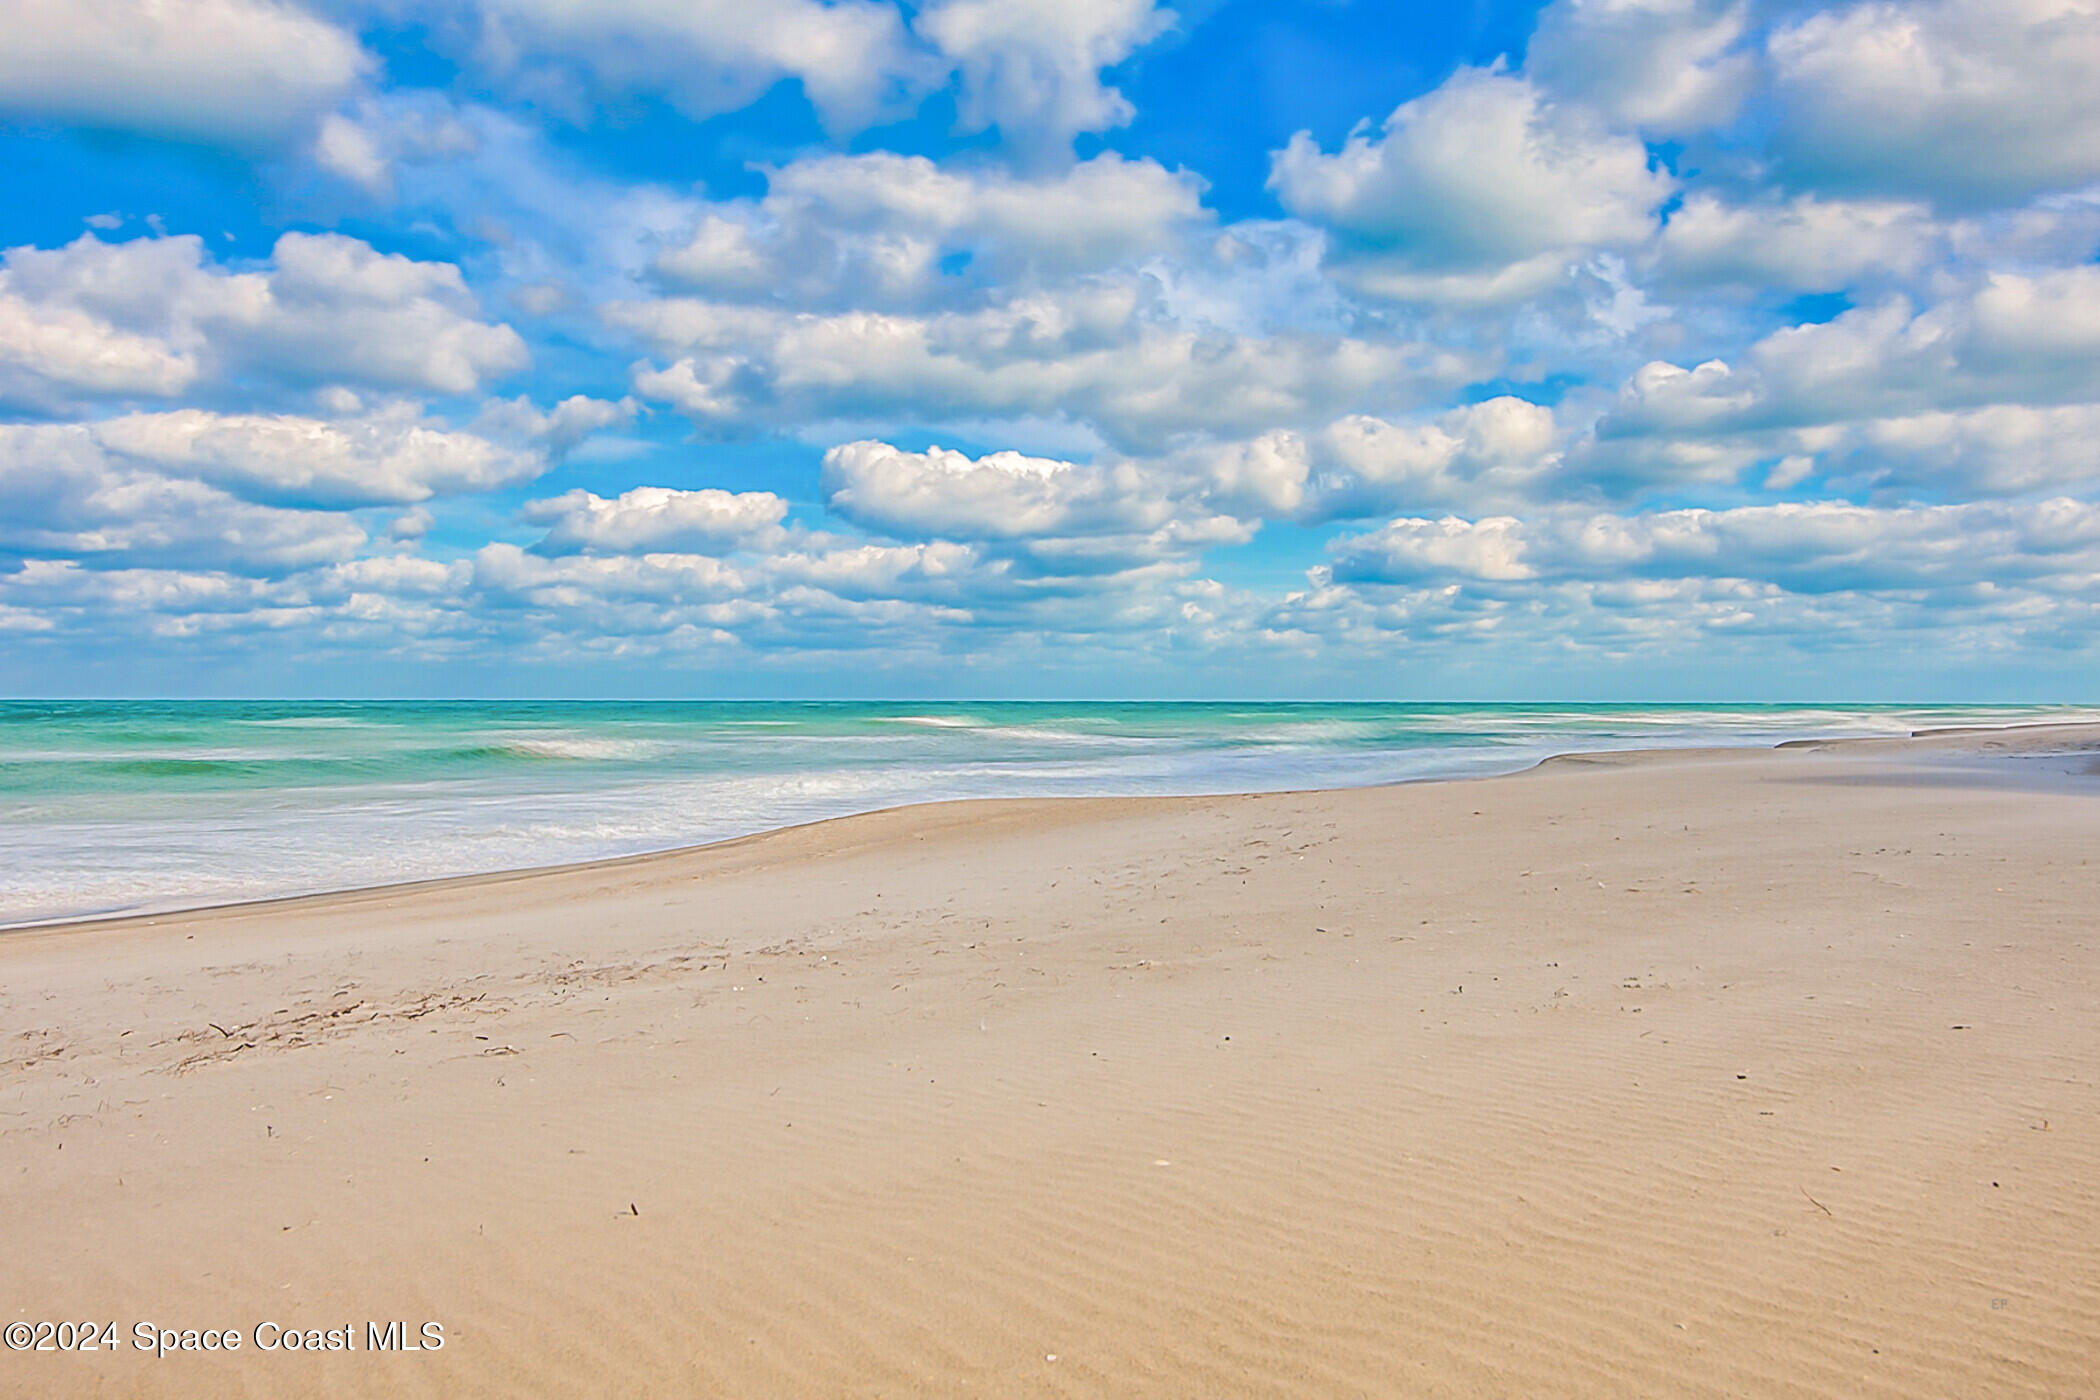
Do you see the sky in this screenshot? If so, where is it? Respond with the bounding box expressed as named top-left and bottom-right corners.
top-left (2, 0), bottom-right (2098, 700)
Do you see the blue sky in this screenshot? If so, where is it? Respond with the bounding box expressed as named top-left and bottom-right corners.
top-left (2, 0), bottom-right (2098, 699)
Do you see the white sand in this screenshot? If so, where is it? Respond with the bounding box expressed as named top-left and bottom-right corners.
top-left (4, 728), bottom-right (2098, 1397)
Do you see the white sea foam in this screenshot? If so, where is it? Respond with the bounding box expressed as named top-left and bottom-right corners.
top-left (971, 724), bottom-right (1146, 745)
top-left (494, 736), bottom-right (667, 761)
top-left (7, 702), bottom-right (2099, 927)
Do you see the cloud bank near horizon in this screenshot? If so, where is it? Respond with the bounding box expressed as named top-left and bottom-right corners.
top-left (3, 0), bottom-right (2099, 696)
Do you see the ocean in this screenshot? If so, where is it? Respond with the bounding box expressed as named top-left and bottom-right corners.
top-left (3, 700), bottom-right (2093, 926)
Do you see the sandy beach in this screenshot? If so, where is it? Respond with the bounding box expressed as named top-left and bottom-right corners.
top-left (4, 726), bottom-right (2098, 1398)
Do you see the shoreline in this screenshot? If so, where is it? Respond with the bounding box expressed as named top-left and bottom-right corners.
top-left (5, 722), bottom-right (2099, 1396)
top-left (13, 719), bottom-right (2098, 938)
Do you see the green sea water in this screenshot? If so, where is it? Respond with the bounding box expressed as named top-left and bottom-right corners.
top-left (3, 700), bottom-right (2093, 925)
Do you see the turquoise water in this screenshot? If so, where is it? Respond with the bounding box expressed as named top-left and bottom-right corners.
top-left (3, 700), bottom-right (2095, 925)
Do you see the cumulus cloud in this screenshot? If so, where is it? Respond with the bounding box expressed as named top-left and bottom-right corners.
top-left (1173, 432), bottom-right (1312, 518)
top-left (1529, 0), bottom-right (1755, 136)
top-left (1566, 265), bottom-right (2100, 497)
top-left (0, 561), bottom-right (315, 637)
top-left (452, 0), bottom-right (935, 133)
top-left (810, 402), bottom-right (1562, 572)
top-left (0, 289), bottom-right (199, 412)
top-left (472, 540), bottom-right (749, 606)
top-left (1651, 192), bottom-right (1942, 291)
top-left (1789, 404), bottom-right (2100, 498)
top-left (917, 0), bottom-right (1176, 160)
top-left (651, 152), bottom-right (1206, 307)
top-left (765, 539), bottom-right (989, 603)
top-left (615, 286), bottom-right (1477, 452)
top-left (1157, 396), bottom-right (1563, 521)
top-left (1308, 398), bottom-right (1561, 515)
top-left (1752, 270), bottom-right (2100, 417)
top-left (12, 0), bottom-right (2100, 682)
top-left (1328, 498), bottom-right (2100, 594)
top-left (0, 0), bottom-right (368, 147)
top-left (826, 439), bottom-right (1164, 538)
top-left (235, 232), bottom-right (532, 394)
top-left (612, 151), bottom-right (1468, 450)
top-left (1268, 67), bottom-right (1673, 303)
top-left (1596, 358), bottom-right (1765, 438)
top-left (1143, 220), bottom-right (1351, 339)
top-left (1328, 514), bottom-right (1537, 583)
top-left (821, 439), bottom-right (1250, 571)
top-left (1766, 0), bottom-right (2100, 209)
top-left (460, 540), bottom-right (1009, 659)
top-left (313, 112), bottom-right (393, 193)
top-left (469, 393), bottom-right (635, 457)
top-left (0, 232), bottom-right (528, 409)
top-left (0, 390), bottom-right (616, 584)
top-left (0, 424), bottom-right (367, 573)
top-left (338, 0), bottom-right (1180, 160)
top-left (304, 92), bottom-right (486, 202)
top-left (523, 486), bottom-right (790, 555)
top-left (1265, 562), bottom-right (2100, 665)
top-left (88, 405), bottom-right (549, 508)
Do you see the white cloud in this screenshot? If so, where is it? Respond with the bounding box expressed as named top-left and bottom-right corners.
top-left (0, 289), bottom-right (198, 411)
top-left (1176, 431), bottom-right (1312, 518)
top-left (0, 424), bottom-right (366, 573)
top-left (1, 561), bottom-right (308, 630)
top-left (615, 153), bottom-right (1473, 451)
top-left (802, 401), bottom-right (1562, 570)
top-left (0, 0), bottom-right (368, 147)
top-left (1567, 311), bottom-right (2100, 504)
top-left (89, 405), bottom-right (548, 508)
top-left (314, 112), bottom-right (393, 193)
top-left (1158, 396), bottom-right (1563, 521)
top-left (304, 92), bottom-right (484, 203)
top-left (1651, 192), bottom-right (1942, 291)
top-left (765, 539), bottom-right (987, 603)
top-left (1810, 404), bottom-right (2100, 497)
top-left (1599, 358), bottom-right (1764, 436)
top-left (1328, 498), bottom-right (2100, 593)
top-left (13, 0), bottom-right (2100, 684)
top-left (1767, 0), bottom-right (2100, 209)
top-left (1142, 220), bottom-right (1350, 338)
top-left (332, 1), bottom-right (1179, 165)
top-left (386, 507), bottom-right (435, 541)
top-left (0, 231), bottom-right (529, 405)
top-left (1559, 358), bottom-right (1775, 496)
top-left (615, 287), bottom-right (1478, 451)
top-left (456, 0), bottom-right (935, 133)
top-left (1529, 0), bottom-right (1755, 136)
top-left (826, 439), bottom-right (1163, 536)
top-left (472, 541), bottom-right (749, 605)
top-left (1268, 67), bottom-right (1672, 303)
top-left (522, 486), bottom-right (789, 555)
top-left (1263, 563), bottom-right (2100, 665)
top-left (1569, 266), bottom-right (2100, 497)
top-left (652, 151), bottom-right (1206, 307)
top-left (821, 439), bottom-right (1251, 571)
top-left (469, 393), bottom-right (636, 456)
top-left (1730, 269), bottom-right (2100, 419)
top-left (1309, 398), bottom-right (1561, 516)
top-left (1327, 514), bottom-right (1537, 582)
top-left (917, 0), bottom-right (1176, 160)
top-left (247, 232), bottom-right (531, 393)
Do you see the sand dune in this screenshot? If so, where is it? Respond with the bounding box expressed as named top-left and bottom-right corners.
top-left (4, 733), bottom-right (2098, 1397)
